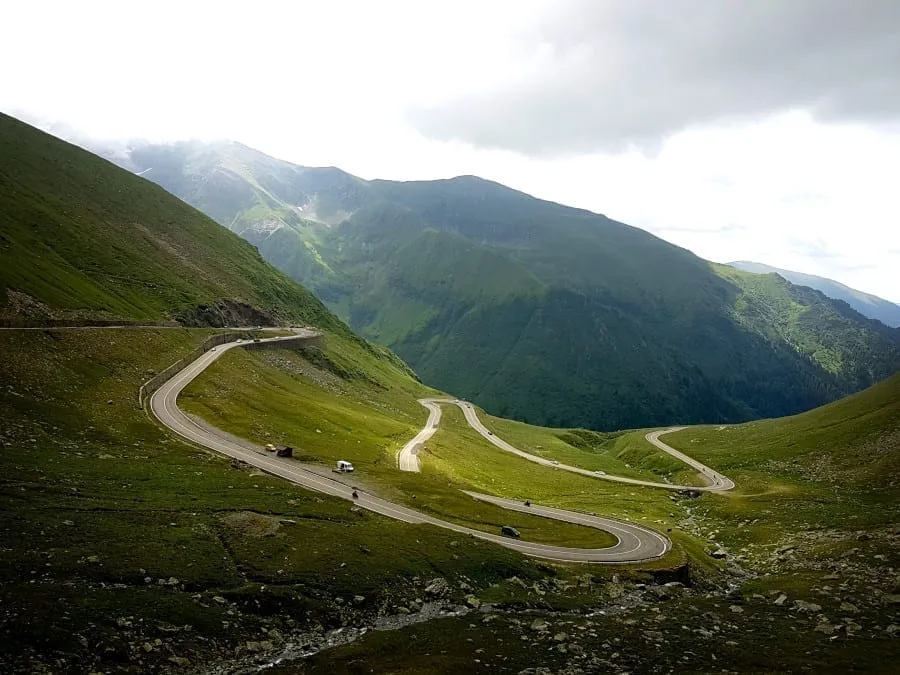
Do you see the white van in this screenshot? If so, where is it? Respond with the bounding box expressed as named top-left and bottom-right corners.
top-left (336, 460), bottom-right (355, 473)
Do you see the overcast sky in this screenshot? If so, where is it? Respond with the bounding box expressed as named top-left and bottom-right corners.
top-left (3, 0), bottom-right (899, 301)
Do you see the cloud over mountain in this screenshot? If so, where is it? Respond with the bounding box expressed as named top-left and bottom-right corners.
top-left (410, 0), bottom-right (900, 155)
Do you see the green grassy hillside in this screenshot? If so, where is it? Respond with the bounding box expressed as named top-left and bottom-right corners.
top-left (179, 342), bottom-right (689, 550)
top-left (0, 114), bottom-right (341, 329)
top-left (0, 329), bottom-right (552, 672)
top-left (3, 119), bottom-right (895, 672)
top-left (106, 139), bottom-right (900, 431)
top-left (730, 260), bottom-right (900, 327)
top-left (173, 331), bottom-right (899, 673)
top-left (665, 372), bottom-right (900, 493)
top-left (2, 324), bottom-right (896, 671)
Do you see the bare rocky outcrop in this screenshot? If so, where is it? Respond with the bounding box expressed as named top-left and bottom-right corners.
top-left (174, 300), bottom-right (277, 328)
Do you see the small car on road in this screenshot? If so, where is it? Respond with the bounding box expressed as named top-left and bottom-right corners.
top-left (501, 525), bottom-right (520, 538)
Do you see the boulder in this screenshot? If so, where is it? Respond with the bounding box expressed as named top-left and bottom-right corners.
top-left (425, 578), bottom-right (450, 597)
top-left (794, 600), bottom-right (822, 613)
top-left (530, 618), bottom-right (549, 632)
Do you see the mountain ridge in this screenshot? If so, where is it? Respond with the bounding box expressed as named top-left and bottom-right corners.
top-left (54, 132), bottom-right (900, 431)
top-left (728, 260), bottom-right (900, 327)
top-left (0, 113), bottom-right (352, 336)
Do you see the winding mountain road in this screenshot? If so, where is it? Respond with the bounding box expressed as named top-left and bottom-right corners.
top-left (397, 400), bottom-right (442, 472)
top-left (149, 335), bottom-right (671, 563)
top-left (401, 399), bottom-right (734, 492)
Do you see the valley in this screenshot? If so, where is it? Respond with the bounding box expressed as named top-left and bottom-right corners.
top-left (0, 114), bottom-right (897, 674)
top-left (101, 139), bottom-right (900, 433)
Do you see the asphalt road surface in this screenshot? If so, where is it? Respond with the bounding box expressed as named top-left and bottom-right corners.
top-left (407, 398), bottom-right (733, 492)
top-left (397, 400), bottom-right (442, 472)
top-left (149, 336), bottom-right (670, 563)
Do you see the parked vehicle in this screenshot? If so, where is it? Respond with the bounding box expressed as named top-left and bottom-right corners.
top-left (264, 443), bottom-right (277, 452)
top-left (594, 470), bottom-right (606, 476)
top-left (276, 446), bottom-right (293, 458)
top-left (336, 460), bottom-right (355, 473)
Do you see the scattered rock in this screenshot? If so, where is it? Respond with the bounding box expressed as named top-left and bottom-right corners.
top-left (213, 596), bottom-right (227, 605)
top-left (279, 519), bottom-right (297, 526)
top-left (794, 600), bottom-right (822, 613)
top-left (729, 605), bottom-right (744, 614)
top-left (725, 589), bottom-right (745, 604)
top-left (814, 623), bottom-right (835, 635)
top-left (465, 595), bottom-right (481, 609)
top-left (774, 594), bottom-right (788, 606)
top-left (839, 602), bottom-right (859, 613)
top-left (142, 642), bottom-right (154, 653)
top-left (530, 619), bottom-right (549, 632)
top-left (168, 656), bottom-right (190, 667)
top-left (425, 578), bottom-right (450, 597)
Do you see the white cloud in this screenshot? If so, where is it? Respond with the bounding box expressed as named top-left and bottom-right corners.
top-left (1, 1), bottom-right (898, 302)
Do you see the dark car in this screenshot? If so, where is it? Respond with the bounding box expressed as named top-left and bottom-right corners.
top-left (501, 525), bottom-right (520, 538)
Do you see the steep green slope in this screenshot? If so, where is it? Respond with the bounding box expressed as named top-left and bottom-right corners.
top-left (0, 328), bottom-right (546, 672)
top-left (105, 139), bottom-right (900, 431)
top-left (730, 260), bottom-right (900, 327)
top-left (665, 371), bottom-right (900, 490)
top-left (169, 332), bottom-right (900, 674)
top-left (0, 114), bottom-right (340, 329)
